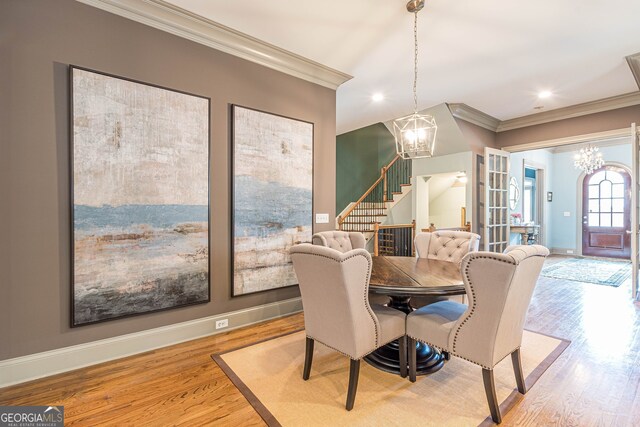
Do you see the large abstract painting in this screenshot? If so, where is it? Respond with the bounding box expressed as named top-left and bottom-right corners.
top-left (232, 106), bottom-right (313, 296)
top-left (71, 66), bottom-right (210, 326)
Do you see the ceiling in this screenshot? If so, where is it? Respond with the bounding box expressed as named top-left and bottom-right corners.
top-left (166, 0), bottom-right (640, 135)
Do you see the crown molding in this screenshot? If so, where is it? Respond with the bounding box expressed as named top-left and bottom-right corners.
top-left (448, 103), bottom-right (500, 132)
top-left (626, 53), bottom-right (640, 90)
top-left (75, 0), bottom-right (352, 90)
top-left (497, 91), bottom-right (640, 132)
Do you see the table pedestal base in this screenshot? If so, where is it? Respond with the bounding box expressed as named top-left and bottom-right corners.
top-left (363, 296), bottom-right (445, 376)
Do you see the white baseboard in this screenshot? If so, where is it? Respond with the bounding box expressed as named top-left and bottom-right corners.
top-left (550, 247), bottom-right (578, 256)
top-left (0, 297), bottom-right (302, 388)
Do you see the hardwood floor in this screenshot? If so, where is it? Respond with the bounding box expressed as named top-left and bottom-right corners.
top-left (1, 256), bottom-right (639, 426)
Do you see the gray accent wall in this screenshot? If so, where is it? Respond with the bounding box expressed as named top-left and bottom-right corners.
top-left (0, 0), bottom-right (336, 360)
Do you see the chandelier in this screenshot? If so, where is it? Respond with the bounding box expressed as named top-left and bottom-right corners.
top-left (573, 145), bottom-right (604, 174)
top-left (393, 0), bottom-right (437, 159)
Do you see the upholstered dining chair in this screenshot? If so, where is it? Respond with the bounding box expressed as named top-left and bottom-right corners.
top-left (412, 230), bottom-right (481, 307)
top-left (414, 230), bottom-right (481, 263)
top-left (311, 230), bottom-right (389, 306)
top-left (290, 244), bottom-right (407, 410)
top-left (311, 230), bottom-right (365, 252)
top-left (406, 245), bottom-right (549, 424)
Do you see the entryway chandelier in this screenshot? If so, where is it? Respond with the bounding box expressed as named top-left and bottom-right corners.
top-left (393, 0), bottom-right (437, 159)
top-left (573, 145), bottom-right (604, 175)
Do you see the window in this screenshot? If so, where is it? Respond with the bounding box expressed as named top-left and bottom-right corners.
top-left (587, 169), bottom-right (625, 227)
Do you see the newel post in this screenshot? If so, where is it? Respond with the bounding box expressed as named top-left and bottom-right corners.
top-left (411, 220), bottom-right (416, 256)
top-left (373, 222), bottom-right (380, 256)
top-left (382, 167), bottom-right (388, 202)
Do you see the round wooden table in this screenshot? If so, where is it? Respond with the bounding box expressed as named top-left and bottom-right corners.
top-left (365, 256), bottom-right (465, 376)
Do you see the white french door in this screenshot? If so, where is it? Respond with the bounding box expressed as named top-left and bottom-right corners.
top-left (484, 147), bottom-right (511, 253)
top-left (632, 123), bottom-right (639, 300)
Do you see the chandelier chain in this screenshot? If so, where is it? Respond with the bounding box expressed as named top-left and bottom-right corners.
top-left (413, 11), bottom-right (418, 113)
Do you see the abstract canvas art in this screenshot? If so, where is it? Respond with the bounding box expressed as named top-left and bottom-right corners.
top-left (71, 66), bottom-right (210, 326)
top-left (232, 105), bottom-right (313, 296)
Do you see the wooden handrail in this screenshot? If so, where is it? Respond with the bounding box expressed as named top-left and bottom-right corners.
top-left (338, 155), bottom-right (401, 227)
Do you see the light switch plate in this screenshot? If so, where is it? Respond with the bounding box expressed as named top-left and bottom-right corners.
top-left (563, 212), bottom-right (571, 217)
top-left (315, 213), bottom-right (329, 224)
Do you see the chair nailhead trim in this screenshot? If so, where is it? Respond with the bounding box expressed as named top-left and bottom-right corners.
top-left (408, 334), bottom-right (493, 370)
top-left (452, 254), bottom-right (516, 353)
top-left (306, 332), bottom-right (405, 361)
top-left (296, 251), bottom-right (379, 351)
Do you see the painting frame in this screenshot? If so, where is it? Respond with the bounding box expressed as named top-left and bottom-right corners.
top-left (69, 65), bottom-right (211, 327)
top-left (230, 104), bottom-right (314, 297)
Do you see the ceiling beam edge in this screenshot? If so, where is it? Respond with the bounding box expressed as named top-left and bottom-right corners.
top-left (75, 0), bottom-right (353, 90)
top-left (626, 53), bottom-right (640, 90)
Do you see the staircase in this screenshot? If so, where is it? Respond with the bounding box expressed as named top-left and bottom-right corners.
top-left (337, 155), bottom-right (412, 239)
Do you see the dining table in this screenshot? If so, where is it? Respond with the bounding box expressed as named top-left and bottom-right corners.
top-left (365, 255), bottom-right (466, 376)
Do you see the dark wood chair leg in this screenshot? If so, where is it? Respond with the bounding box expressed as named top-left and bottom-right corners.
top-left (442, 351), bottom-right (451, 361)
top-left (398, 336), bottom-right (408, 378)
top-left (482, 368), bottom-right (502, 424)
top-left (408, 337), bottom-right (417, 382)
top-left (511, 348), bottom-right (527, 394)
top-left (303, 337), bottom-right (314, 380)
top-left (346, 359), bottom-right (360, 411)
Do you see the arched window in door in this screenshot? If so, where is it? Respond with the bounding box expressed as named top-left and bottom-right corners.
top-left (587, 169), bottom-right (625, 227)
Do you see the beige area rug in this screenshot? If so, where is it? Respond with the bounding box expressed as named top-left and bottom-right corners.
top-left (213, 330), bottom-right (569, 426)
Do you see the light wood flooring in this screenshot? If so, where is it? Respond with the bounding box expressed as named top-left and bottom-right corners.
top-left (2, 256), bottom-right (640, 426)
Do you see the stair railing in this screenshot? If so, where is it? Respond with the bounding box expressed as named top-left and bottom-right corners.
top-left (338, 155), bottom-right (412, 232)
top-left (373, 220), bottom-right (416, 256)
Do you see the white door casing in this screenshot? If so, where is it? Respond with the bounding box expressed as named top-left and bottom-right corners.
top-left (484, 147), bottom-right (511, 253)
top-left (632, 123), bottom-right (639, 301)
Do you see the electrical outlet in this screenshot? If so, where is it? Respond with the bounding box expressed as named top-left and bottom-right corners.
top-left (567, 250), bottom-right (574, 254)
top-left (315, 213), bottom-right (329, 224)
top-left (215, 319), bottom-right (229, 329)
top-left (563, 212), bottom-right (571, 217)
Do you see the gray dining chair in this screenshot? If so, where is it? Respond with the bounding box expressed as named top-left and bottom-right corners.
top-left (412, 230), bottom-right (480, 308)
top-left (311, 230), bottom-right (388, 305)
top-left (406, 245), bottom-right (549, 424)
top-left (312, 230), bottom-right (366, 252)
top-left (290, 243), bottom-right (407, 410)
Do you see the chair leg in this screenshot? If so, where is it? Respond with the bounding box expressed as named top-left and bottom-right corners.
top-left (482, 368), bottom-right (502, 424)
top-left (398, 335), bottom-right (408, 378)
top-left (442, 351), bottom-right (451, 361)
top-left (408, 337), bottom-right (417, 383)
top-left (303, 337), bottom-right (314, 380)
top-left (511, 348), bottom-right (527, 394)
top-left (346, 359), bottom-right (360, 411)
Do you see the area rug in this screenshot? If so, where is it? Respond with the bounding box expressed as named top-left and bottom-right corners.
top-left (541, 257), bottom-right (631, 287)
top-left (213, 330), bottom-right (569, 427)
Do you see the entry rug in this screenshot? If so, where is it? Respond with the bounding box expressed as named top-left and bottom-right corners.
top-left (541, 257), bottom-right (631, 287)
top-left (213, 330), bottom-right (569, 426)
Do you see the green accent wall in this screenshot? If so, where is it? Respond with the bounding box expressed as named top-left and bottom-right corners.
top-left (336, 123), bottom-right (396, 214)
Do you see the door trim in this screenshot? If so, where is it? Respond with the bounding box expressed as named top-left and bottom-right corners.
top-left (501, 128), bottom-right (632, 153)
top-left (576, 161), bottom-right (632, 256)
top-left (523, 160), bottom-right (547, 247)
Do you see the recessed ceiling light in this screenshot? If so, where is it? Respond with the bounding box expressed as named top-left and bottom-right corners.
top-left (538, 90), bottom-right (552, 99)
top-left (372, 93), bottom-right (384, 102)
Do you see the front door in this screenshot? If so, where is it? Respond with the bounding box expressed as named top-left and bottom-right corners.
top-left (582, 165), bottom-right (631, 259)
